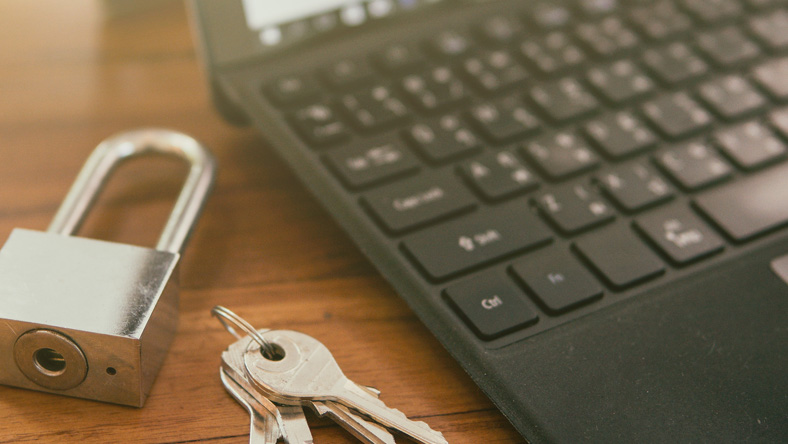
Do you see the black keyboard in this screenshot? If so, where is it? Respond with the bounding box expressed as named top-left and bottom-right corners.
top-left (259, 0), bottom-right (788, 345)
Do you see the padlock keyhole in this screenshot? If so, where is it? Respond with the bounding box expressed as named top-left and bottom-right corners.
top-left (33, 348), bottom-right (67, 376)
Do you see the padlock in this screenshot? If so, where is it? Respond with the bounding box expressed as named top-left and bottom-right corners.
top-left (0, 129), bottom-right (216, 407)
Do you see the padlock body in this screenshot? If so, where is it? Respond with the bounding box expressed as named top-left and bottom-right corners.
top-left (0, 229), bottom-right (179, 407)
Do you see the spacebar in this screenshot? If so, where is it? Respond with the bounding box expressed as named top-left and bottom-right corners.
top-left (695, 162), bottom-right (788, 241)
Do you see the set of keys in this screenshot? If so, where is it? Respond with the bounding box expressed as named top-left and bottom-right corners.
top-left (212, 306), bottom-right (448, 444)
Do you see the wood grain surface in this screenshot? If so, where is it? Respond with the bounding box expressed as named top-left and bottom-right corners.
top-left (0, 2), bottom-right (523, 442)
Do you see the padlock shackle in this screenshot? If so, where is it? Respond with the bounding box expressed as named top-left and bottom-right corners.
top-left (47, 129), bottom-right (217, 254)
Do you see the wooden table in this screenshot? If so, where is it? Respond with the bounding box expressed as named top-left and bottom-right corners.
top-left (0, 2), bottom-right (523, 442)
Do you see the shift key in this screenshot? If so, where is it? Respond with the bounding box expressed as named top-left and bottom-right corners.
top-left (403, 202), bottom-right (552, 280)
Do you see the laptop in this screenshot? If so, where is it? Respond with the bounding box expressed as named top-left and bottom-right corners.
top-left (188, 0), bottom-right (788, 441)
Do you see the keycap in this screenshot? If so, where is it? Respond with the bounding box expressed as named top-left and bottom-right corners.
top-left (373, 43), bottom-right (424, 72)
top-left (530, 78), bottom-right (599, 122)
top-left (523, 131), bottom-right (600, 179)
top-left (362, 171), bottom-right (476, 233)
top-left (520, 32), bottom-right (586, 75)
top-left (288, 103), bottom-right (350, 146)
top-left (461, 49), bottom-right (529, 93)
top-left (340, 85), bottom-right (409, 130)
top-left (467, 97), bottom-right (541, 143)
top-left (427, 30), bottom-right (472, 58)
top-left (635, 205), bottom-right (724, 265)
top-left (324, 136), bottom-right (420, 189)
top-left (475, 15), bottom-right (523, 46)
top-left (584, 111), bottom-right (656, 158)
top-left (748, 10), bottom-right (788, 50)
top-left (578, 0), bottom-right (619, 17)
top-left (537, 183), bottom-right (616, 234)
top-left (714, 121), bottom-right (787, 170)
top-left (629, 1), bottom-right (692, 40)
top-left (597, 162), bottom-right (674, 212)
top-left (220, 369), bottom-right (282, 444)
top-left (402, 201), bottom-right (552, 280)
top-left (459, 150), bottom-right (540, 201)
top-left (574, 224), bottom-right (665, 289)
top-left (265, 74), bottom-right (320, 106)
top-left (655, 141), bottom-right (733, 190)
top-left (511, 250), bottom-right (603, 313)
top-left (401, 66), bottom-right (469, 112)
top-left (679, 0), bottom-right (743, 23)
top-left (642, 43), bottom-right (708, 85)
top-left (769, 107), bottom-right (788, 137)
top-left (697, 75), bottom-right (766, 120)
top-left (311, 401), bottom-right (395, 444)
top-left (243, 330), bottom-right (449, 444)
top-left (445, 270), bottom-right (539, 339)
top-left (404, 115), bottom-right (480, 163)
top-left (642, 93), bottom-right (713, 139)
top-left (695, 161), bottom-right (788, 241)
top-left (752, 57), bottom-right (788, 101)
top-left (697, 27), bottom-right (760, 67)
top-left (576, 17), bottom-right (639, 57)
top-left (587, 60), bottom-right (655, 104)
top-left (531, 4), bottom-right (573, 29)
top-left (322, 58), bottom-right (375, 88)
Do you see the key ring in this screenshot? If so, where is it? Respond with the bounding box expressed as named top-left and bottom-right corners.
top-left (211, 305), bottom-right (277, 359)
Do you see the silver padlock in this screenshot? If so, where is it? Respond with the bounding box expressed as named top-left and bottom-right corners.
top-left (0, 129), bottom-right (216, 407)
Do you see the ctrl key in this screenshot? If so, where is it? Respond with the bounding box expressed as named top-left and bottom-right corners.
top-left (445, 270), bottom-right (538, 340)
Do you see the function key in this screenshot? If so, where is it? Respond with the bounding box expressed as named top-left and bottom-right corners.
top-left (519, 32), bottom-right (587, 75)
top-left (575, 17), bottom-right (639, 57)
top-left (467, 97), bottom-right (541, 143)
top-left (530, 3), bottom-right (573, 30)
top-left (401, 66), bottom-right (469, 112)
top-left (524, 131), bottom-right (600, 180)
top-left (459, 150), bottom-right (540, 201)
top-left (697, 27), bottom-right (761, 67)
top-left (361, 170), bottom-right (476, 233)
top-left (444, 270), bottom-right (538, 340)
top-left (265, 74), bottom-right (320, 106)
top-left (404, 115), bottom-right (481, 163)
top-left (288, 102), bottom-right (350, 146)
top-left (642, 92), bottom-right (713, 139)
top-left (713, 121), bottom-right (786, 170)
top-left (573, 224), bottom-right (665, 289)
top-left (324, 136), bottom-right (420, 189)
top-left (642, 42), bottom-right (708, 85)
top-left (628, 1), bottom-right (692, 40)
top-left (322, 58), bottom-right (375, 89)
top-left (475, 16), bottom-right (524, 46)
top-left (461, 49), bottom-right (529, 94)
top-left (403, 202), bottom-right (552, 280)
top-left (697, 76), bottom-right (766, 120)
top-left (339, 85), bottom-right (409, 131)
top-left (748, 10), bottom-right (788, 50)
top-left (635, 205), bottom-right (725, 265)
top-left (536, 183), bottom-right (616, 234)
top-left (587, 60), bottom-right (655, 104)
top-left (596, 162), bottom-right (674, 213)
top-left (655, 141), bottom-right (733, 190)
top-left (752, 57), bottom-right (788, 101)
top-left (427, 30), bottom-right (473, 58)
top-left (678, 0), bottom-right (743, 23)
top-left (373, 43), bottom-right (425, 72)
top-left (511, 250), bottom-right (603, 314)
top-left (584, 111), bottom-right (656, 159)
top-left (530, 78), bottom-right (599, 122)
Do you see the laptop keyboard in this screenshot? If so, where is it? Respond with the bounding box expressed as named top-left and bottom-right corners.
top-left (261, 0), bottom-right (788, 343)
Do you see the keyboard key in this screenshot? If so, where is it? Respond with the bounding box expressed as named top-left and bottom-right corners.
top-left (467, 97), bottom-right (541, 143)
top-left (427, 30), bottom-right (473, 58)
top-left (698, 75), bottom-right (767, 120)
top-left (322, 58), bottom-right (375, 88)
top-left (265, 74), bottom-right (320, 106)
top-left (475, 15), bottom-right (523, 46)
top-left (694, 161), bottom-right (788, 241)
top-left (576, 17), bottom-right (639, 57)
top-left (679, 0), bottom-right (743, 23)
top-left (655, 141), bottom-right (733, 190)
top-left (748, 10), bottom-right (788, 50)
top-left (574, 224), bottom-right (665, 289)
top-left (537, 183), bottom-right (616, 234)
top-left (643, 42), bottom-right (708, 85)
top-left (587, 60), bottom-right (655, 104)
top-left (519, 32), bottom-right (586, 75)
top-left (714, 121), bottom-right (787, 170)
top-left (512, 250), bottom-right (603, 313)
top-left (769, 106), bottom-right (788, 137)
top-left (530, 78), bottom-right (599, 122)
top-left (531, 4), bottom-right (573, 29)
top-left (324, 137), bottom-right (420, 189)
top-left (636, 204), bottom-right (725, 264)
top-left (752, 57), bottom-right (788, 101)
top-left (578, 0), bottom-right (620, 17)
top-left (373, 43), bottom-right (424, 72)
top-left (403, 202), bottom-right (552, 280)
top-left (461, 49), bottom-right (529, 93)
top-left (523, 131), bottom-right (600, 179)
top-left (642, 93), bottom-right (713, 139)
top-left (629, 1), bottom-right (692, 40)
top-left (460, 150), bottom-right (539, 201)
top-left (584, 111), bottom-right (657, 158)
top-left (340, 85), bottom-right (409, 130)
top-left (362, 171), bottom-right (476, 233)
top-left (445, 270), bottom-right (538, 340)
top-left (405, 115), bottom-right (481, 163)
top-left (288, 103), bottom-right (350, 146)
top-left (401, 66), bottom-right (469, 112)
top-left (597, 162), bottom-right (674, 212)
top-left (697, 27), bottom-right (760, 67)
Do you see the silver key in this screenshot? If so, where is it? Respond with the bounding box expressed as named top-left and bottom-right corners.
top-left (278, 404), bottom-right (314, 444)
top-left (244, 330), bottom-right (448, 444)
top-left (311, 401), bottom-right (396, 444)
top-left (220, 369), bottom-right (281, 444)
